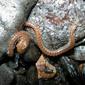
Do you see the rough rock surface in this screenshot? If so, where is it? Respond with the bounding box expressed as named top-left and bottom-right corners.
top-left (0, 0), bottom-right (38, 57)
top-left (27, 0), bottom-right (85, 52)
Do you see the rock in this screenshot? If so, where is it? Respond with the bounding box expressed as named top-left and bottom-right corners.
top-left (62, 38), bottom-right (85, 61)
top-left (16, 75), bottom-right (27, 85)
top-left (60, 56), bottom-right (82, 85)
top-left (26, 66), bottom-right (39, 85)
top-left (26, 64), bottom-right (69, 85)
top-left (69, 44), bottom-right (85, 61)
top-left (0, 0), bottom-right (38, 57)
top-left (26, 0), bottom-right (85, 53)
top-left (0, 64), bottom-right (14, 85)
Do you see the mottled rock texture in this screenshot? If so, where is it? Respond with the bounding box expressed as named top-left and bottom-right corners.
top-left (0, 0), bottom-right (38, 56)
top-left (28, 0), bottom-right (85, 49)
top-left (27, 0), bottom-right (85, 54)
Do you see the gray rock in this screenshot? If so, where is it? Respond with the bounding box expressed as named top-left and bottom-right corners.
top-left (69, 45), bottom-right (85, 61)
top-left (0, 0), bottom-right (38, 57)
top-left (0, 64), bottom-right (14, 85)
top-left (27, 0), bottom-right (85, 52)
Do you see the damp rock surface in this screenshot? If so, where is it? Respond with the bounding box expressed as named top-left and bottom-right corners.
top-left (0, 0), bottom-right (38, 57)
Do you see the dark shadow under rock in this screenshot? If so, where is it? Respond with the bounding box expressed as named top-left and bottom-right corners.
top-left (26, 66), bottom-right (39, 85)
top-left (23, 40), bottom-right (41, 63)
top-left (0, 64), bottom-right (14, 85)
top-left (15, 75), bottom-right (28, 85)
top-left (27, 0), bottom-right (85, 54)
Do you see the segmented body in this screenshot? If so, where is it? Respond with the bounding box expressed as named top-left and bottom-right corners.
top-left (25, 21), bottom-right (77, 57)
top-left (7, 31), bottom-right (30, 57)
